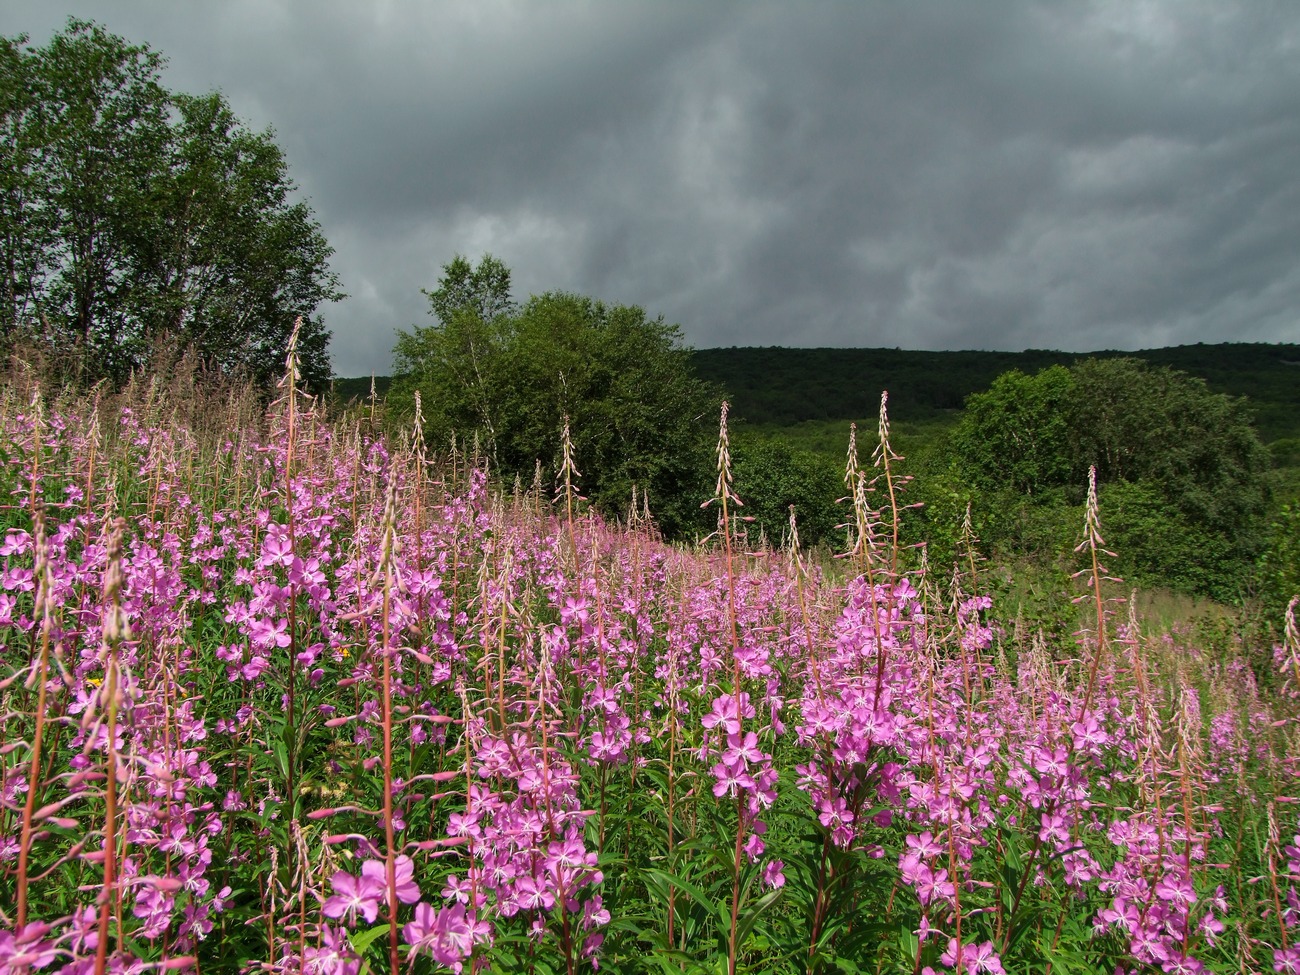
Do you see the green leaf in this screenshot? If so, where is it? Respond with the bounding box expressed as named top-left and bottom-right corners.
top-left (735, 886), bottom-right (783, 945)
top-left (642, 867), bottom-right (721, 926)
top-left (271, 738), bottom-right (289, 780)
top-left (350, 923), bottom-right (391, 955)
top-left (895, 921), bottom-right (919, 962)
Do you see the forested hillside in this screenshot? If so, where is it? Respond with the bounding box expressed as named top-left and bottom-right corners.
top-left (690, 343), bottom-right (1300, 441)
top-left (339, 342), bottom-right (1300, 442)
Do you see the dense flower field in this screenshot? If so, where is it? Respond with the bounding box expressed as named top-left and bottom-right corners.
top-left (1, 363), bottom-right (1298, 974)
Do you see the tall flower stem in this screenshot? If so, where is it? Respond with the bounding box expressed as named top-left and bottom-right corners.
top-left (279, 320), bottom-right (302, 827)
top-left (16, 502), bottom-right (53, 931)
top-left (94, 519), bottom-right (127, 975)
top-left (378, 457), bottom-right (402, 973)
top-left (712, 402), bottom-right (746, 975)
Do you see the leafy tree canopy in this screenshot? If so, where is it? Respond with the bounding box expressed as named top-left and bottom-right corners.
top-left (391, 255), bottom-right (720, 536)
top-left (0, 19), bottom-right (342, 391)
top-left (729, 433), bottom-right (846, 551)
top-left (950, 365), bottom-right (1076, 498)
top-left (952, 357), bottom-right (1273, 597)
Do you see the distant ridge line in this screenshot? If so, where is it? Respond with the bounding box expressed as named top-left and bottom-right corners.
top-left (333, 342), bottom-right (1300, 443)
top-left (686, 342), bottom-right (1300, 441)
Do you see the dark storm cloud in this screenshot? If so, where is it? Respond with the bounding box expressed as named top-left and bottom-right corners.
top-left (3, 1), bottom-right (1297, 374)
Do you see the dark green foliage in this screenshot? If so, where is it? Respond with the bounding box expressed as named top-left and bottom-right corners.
top-left (391, 254), bottom-right (720, 536)
top-left (691, 347), bottom-right (1073, 426)
top-left (690, 344), bottom-right (1300, 445)
top-left (1070, 358), bottom-right (1272, 552)
top-left (951, 357), bottom-right (1273, 599)
top-left (729, 433), bottom-right (845, 549)
top-left (1259, 502), bottom-right (1300, 617)
top-left (345, 343), bottom-right (1300, 455)
top-left (330, 374), bottom-right (392, 406)
top-left (1101, 480), bottom-right (1240, 597)
top-left (0, 20), bottom-right (341, 392)
top-left (950, 366), bottom-right (1076, 498)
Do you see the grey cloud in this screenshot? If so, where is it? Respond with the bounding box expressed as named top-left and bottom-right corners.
top-left (2, 1), bottom-right (1297, 375)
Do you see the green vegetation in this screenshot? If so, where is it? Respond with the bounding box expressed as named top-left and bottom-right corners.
top-left (5, 359), bottom-right (1300, 974)
top-left (355, 339), bottom-right (1299, 609)
top-left (728, 432), bottom-right (844, 549)
top-left (692, 346), bottom-right (1296, 609)
top-left (692, 343), bottom-right (1300, 442)
top-left (0, 19), bottom-right (340, 391)
top-left (950, 365), bottom-right (1076, 498)
top-left (950, 357), bottom-right (1273, 600)
top-left (389, 255), bottom-right (720, 535)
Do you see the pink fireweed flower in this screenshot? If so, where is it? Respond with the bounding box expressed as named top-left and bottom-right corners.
top-left (249, 616), bottom-right (292, 649)
top-left (582, 895), bottom-right (611, 929)
top-left (403, 901), bottom-right (439, 951)
top-left (702, 693), bottom-right (755, 735)
top-left (750, 765), bottom-right (779, 811)
top-left (722, 731), bottom-right (765, 768)
top-left (560, 595), bottom-right (590, 628)
top-left (513, 873), bottom-right (556, 912)
top-left (0, 529), bottom-right (31, 556)
top-left (1033, 745), bottom-right (1069, 777)
top-left (1154, 873), bottom-right (1196, 908)
top-left (1131, 923), bottom-right (1171, 965)
top-left (0, 924), bottom-right (59, 970)
top-left (304, 925), bottom-right (360, 975)
top-left (1039, 812), bottom-right (1070, 846)
top-left (1097, 896), bottom-right (1140, 934)
top-left (702, 694), bottom-right (742, 735)
top-left (1072, 713), bottom-right (1110, 754)
top-left (376, 855), bottom-right (424, 905)
top-left (818, 795), bottom-right (853, 831)
top-left (711, 760), bottom-right (755, 798)
top-left (1197, 910), bottom-right (1225, 944)
top-left (322, 867), bottom-right (386, 926)
top-left (448, 809), bottom-right (482, 839)
top-left (940, 938), bottom-right (1005, 974)
top-left (899, 852), bottom-right (926, 886)
top-left (260, 525), bottom-right (294, 567)
top-left (443, 874), bottom-right (473, 904)
top-left (241, 655), bottom-right (270, 681)
top-left (913, 864), bottom-right (955, 907)
top-left (762, 859), bottom-right (786, 889)
top-left (1162, 954), bottom-right (1206, 975)
top-left (905, 831), bottom-right (944, 859)
top-left (403, 902), bottom-right (476, 973)
top-left (132, 883), bottom-right (175, 939)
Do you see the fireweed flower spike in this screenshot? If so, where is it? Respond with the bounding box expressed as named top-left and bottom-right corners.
top-left (0, 368), bottom-right (1294, 974)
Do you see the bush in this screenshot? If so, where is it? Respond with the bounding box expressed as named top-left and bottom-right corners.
top-left (729, 433), bottom-right (845, 549)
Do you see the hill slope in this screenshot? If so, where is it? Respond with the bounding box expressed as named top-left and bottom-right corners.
top-left (689, 343), bottom-right (1300, 442)
top-left (335, 342), bottom-right (1300, 443)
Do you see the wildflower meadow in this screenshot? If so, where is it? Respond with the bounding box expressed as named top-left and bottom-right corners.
top-left (2, 352), bottom-right (1298, 975)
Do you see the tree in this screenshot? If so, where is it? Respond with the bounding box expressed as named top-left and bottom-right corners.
top-left (394, 254), bottom-right (514, 449)
top-left (0, 20), bottom-right (341, 391)
top-left (423, 253), bottom-right (514, 326)
top-left (1259, 502), bottom-right (1300, 620)
top-left (951, 357), bottom-right (1273, 597)
top-left (391, 255), bottom-right (720, 535)
top-left (950, 366), bottom-right (1076, 498)
top-left (1068, 358), bottom-right (1271, 544)
top-left (729, 433), bottom-right (844, 549)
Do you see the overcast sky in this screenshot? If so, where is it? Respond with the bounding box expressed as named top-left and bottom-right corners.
top-left (4, 2), bottom-right (1299, 376)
